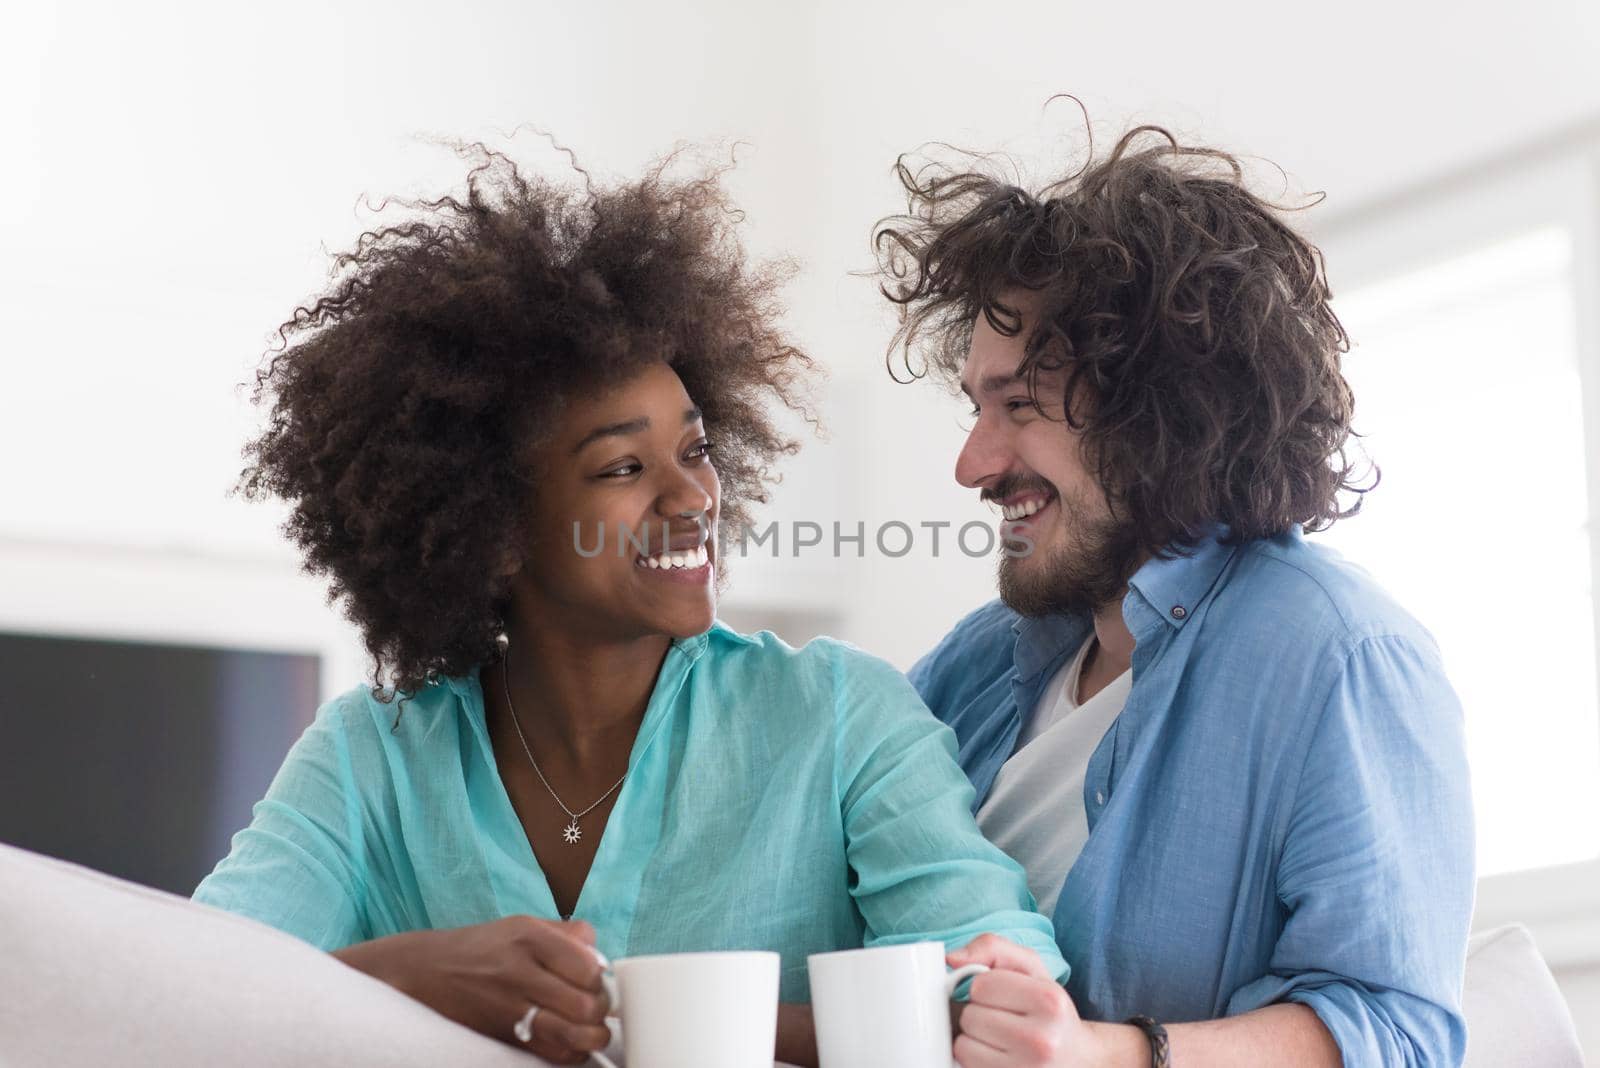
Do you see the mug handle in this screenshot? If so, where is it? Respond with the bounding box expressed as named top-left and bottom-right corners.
top-left (587, 963), bottom-right (622, 1068)
top-left (944, 963), bottom-right (991, 1068)
top-left (943, 961), bottom-right (990, 998)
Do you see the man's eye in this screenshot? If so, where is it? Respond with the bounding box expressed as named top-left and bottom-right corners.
top-left (967, 404), bottom-right (981, 418)
top-left (1005, 398), bottom-right (1034, 413)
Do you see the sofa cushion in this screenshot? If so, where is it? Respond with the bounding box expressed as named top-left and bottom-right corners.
top-left (1463, 923), bottom-right (1584, 1068)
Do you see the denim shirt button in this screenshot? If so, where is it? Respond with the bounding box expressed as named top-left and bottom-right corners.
top-left (1170, 605), bottom-right (1187, 620)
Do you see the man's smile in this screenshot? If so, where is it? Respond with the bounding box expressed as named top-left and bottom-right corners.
top-left (992, 488), bottom-right (1060, 538)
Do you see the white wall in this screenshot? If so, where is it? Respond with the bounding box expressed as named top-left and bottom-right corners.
top-left (1562, 968), bottom-right (1600, 1057)
top-left (8, 0), bottom-right (1600, 664)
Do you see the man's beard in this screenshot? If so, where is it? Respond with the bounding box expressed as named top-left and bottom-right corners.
top-left (997, 496), bottom-right (1141, 618)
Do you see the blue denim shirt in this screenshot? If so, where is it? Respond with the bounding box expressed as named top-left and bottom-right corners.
top-left (910, 527), bottom-right (1474, 1067)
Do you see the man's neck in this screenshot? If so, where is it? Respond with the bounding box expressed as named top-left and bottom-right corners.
top-left (1078, 596), bottom-right (1136, 704)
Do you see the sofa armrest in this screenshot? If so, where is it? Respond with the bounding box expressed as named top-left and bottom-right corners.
top-left (0, 842), bottom-right (549, 1067)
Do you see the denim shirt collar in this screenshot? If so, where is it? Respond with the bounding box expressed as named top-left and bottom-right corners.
top-left (1125, 526), bottom-right (1242, 633)
top-left (1011, 611), bottom-right (1092, 681)
top-left (1011, 525), bottom-right (1243, 680)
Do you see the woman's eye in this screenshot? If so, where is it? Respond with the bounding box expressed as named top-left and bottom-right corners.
top-left (599, 463), bottom-right (642, 478)
top-left (687, 440), bottom-right (714, 461)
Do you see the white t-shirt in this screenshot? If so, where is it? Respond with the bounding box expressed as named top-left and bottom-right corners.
top-left (975, 636), bottom-right (1131, 918)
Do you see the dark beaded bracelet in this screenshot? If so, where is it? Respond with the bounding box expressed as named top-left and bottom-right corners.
top-left (1125, 1014), bottom-right (1171, 1067)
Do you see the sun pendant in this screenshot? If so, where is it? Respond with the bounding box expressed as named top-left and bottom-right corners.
top-left (562, 820), bottom-right (582, 844)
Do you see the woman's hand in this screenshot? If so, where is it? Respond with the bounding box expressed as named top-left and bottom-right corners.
top-left (332, 916), bottom-right (612, 1065)
top-left (948, 934), bottom-right (1141, 1068)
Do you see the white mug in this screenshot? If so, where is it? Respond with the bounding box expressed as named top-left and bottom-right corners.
top-left (807, 942), bottom-right (989, 1068)
top-left (588, 950), bottom-right (780, 1068)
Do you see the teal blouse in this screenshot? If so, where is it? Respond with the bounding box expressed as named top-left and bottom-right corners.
top-left (193, 623), bottom-right (1069, 1000)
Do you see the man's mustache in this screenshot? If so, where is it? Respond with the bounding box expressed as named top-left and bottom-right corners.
top-left (981, 473), bottom-right (1057, 505)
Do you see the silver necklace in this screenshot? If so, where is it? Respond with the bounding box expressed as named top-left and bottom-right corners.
top-left (500, 654), bottom-right (628, 845)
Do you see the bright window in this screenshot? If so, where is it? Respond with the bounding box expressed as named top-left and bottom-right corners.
top-left (1320, 227), bottom-right (1600, 877)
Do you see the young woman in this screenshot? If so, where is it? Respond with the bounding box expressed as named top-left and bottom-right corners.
top-left (193, 145), bottom-right (1066, 1066)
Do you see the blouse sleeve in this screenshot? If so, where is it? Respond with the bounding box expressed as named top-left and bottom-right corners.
top-left (191, 696), bottom-right (370, 950)
top-left (828, 642), bottom-right (1070, 982)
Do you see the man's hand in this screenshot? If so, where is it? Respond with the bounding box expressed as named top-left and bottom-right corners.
top-left (948, 934), bottom-right (1146, 1068)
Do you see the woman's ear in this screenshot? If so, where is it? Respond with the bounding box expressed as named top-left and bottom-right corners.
top-left (496, 543), bottom-right (524, 578)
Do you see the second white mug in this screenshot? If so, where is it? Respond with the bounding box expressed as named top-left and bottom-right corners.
top-left (807, 942), bottom-right (989, 1068)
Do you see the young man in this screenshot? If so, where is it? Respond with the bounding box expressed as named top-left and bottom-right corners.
top-left (874, 127), bottom-right (1475, 1067)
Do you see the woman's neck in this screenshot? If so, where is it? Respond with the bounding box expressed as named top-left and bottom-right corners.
top-left (491, 615), bottom-right (673, 767)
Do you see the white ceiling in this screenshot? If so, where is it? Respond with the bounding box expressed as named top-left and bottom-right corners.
top-left (809, 0), bottom-right (1600, 216)
top-left (9, 0), bottom-right (1598, 244)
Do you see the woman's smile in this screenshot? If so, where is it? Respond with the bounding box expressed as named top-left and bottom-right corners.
top-left (633, 539), bottom-right (715, 585)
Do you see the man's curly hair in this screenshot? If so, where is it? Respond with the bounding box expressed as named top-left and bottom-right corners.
top-left (874, 123), bottom-right (1369, 564)
top-left (240, 143), bottom-right (812, 697)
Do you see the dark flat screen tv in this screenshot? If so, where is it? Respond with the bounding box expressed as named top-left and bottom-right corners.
top-left (0, 631), bottom-right (319, 896)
